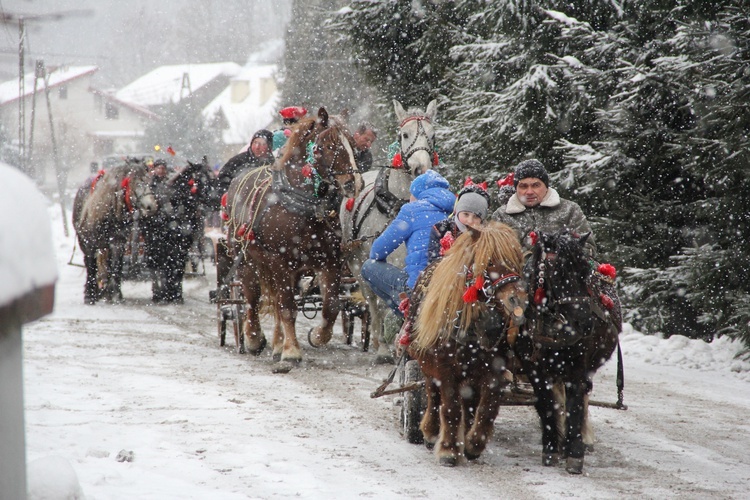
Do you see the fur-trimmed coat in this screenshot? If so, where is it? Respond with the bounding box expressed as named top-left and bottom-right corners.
top-left (492, 187), bottom-right (597, 257)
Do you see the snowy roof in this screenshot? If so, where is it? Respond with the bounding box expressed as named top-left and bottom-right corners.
top-left (89, 87), bottom-right (158, 119)
top-left (0, 65), bottom-right (98, 106)
top-left (115, 62), bottom-right (242, 107)
top-left (202, 64), bottom-right (280, 146)
top-left (0, 162), bottom-right (57, 307)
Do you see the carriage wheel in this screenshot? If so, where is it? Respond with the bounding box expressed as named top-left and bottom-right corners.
top-left (400, 359), bottom-right (425, 445)
top-left (361, 310), bottom-right (371, 352)
top-left (342, 307), bottom-right (354, 345)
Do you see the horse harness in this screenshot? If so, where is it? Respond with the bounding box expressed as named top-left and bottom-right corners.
top-left (398, 115), bottom-right (436, 167)
top-left (349, 167), bottom-right (408, 242)
top-left (527, 254), bottom-right (619, 348)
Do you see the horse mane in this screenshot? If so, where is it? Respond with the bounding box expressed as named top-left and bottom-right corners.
top-left (542, 231), bottom-right (591, 286)
top-left (78, 163), bottom-right (145, 231)
top-left (278, 114), bottom-right (319, 168)
top-left (412, 221), bottom-right (523, 351)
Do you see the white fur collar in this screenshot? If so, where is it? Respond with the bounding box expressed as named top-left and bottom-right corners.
top-left (505, 187), bottom-right (560, 214)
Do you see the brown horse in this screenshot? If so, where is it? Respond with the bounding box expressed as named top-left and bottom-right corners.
top-left (408, 222), bottom-right (528, 466)
top-left (73, 161), bottom-right (158, 304)
top-left (224, 107), bottom-right (361, 362)
top-left (516, 230), bottom-right (621, 474)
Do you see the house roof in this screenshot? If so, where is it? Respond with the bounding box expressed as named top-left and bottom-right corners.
top-left (0, 65), bottom-right (98, 106)
top-left (88, 87), bottom-right (159, 119)
top-left (115, 62), bottom-right (242, 107)
top-left (202, 64), bottom-right (280, 147)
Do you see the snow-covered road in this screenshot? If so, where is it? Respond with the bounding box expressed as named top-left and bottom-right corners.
top-left (22, 207), bottom-right (750, 499)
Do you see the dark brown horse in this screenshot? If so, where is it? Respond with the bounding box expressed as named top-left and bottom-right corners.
top-left (408, 222), bottom-right (528, 466)
top-left (516, 230), bottom-right (621, 474)
top-left (73, 161), bottom-right (158, 304)
top-left (224, 107), bottom-right (361, 362)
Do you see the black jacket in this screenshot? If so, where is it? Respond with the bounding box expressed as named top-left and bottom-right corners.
top-left (217, 150), bottom-right (274, 194)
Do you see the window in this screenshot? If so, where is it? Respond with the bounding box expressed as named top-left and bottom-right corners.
top-left (105, 102), bottom-right (119, 120)
top-left (58, 85), bottom-right (68, 99)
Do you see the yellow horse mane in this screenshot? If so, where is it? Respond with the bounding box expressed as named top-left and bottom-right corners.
top-left (412, 221), bottom-right (523, 352)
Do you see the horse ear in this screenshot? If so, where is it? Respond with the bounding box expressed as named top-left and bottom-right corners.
top-left (317, 107), bottom-right (329, 128)
top-left (578, 232), bottom-right (591, 247)
top-left (393, 100), bottom-right (407, 123)
top-left (339, 108), bottom-right (350, 123)
top-left (425, 99), bottom-right (438, 121)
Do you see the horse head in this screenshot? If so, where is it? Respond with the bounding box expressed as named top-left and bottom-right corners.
top-left (125, 163), bottom-right (158, 217)
top-left (311, 107), bottom-right (361, 199)
top-left (529, 230), bottom-right (596, 342)
top-left (178, 160), bottom-right (222, 210)
top-left (393, 99), bottom-right (437, 177)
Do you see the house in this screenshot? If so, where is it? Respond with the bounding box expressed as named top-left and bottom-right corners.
top-left (0, 65), bottom-right (156, 188)
top-left (202, 63), bottom-right (280, 163)
top-left (116, 62), bottom-right (242, 114)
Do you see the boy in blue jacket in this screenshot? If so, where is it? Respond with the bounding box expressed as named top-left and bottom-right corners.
top-left (361, 170), bottom-right (455, 316)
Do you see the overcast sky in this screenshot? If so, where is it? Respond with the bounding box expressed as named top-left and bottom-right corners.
top-left (0, 0), bottom-right (292, 86)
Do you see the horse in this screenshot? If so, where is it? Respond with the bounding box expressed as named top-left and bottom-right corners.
top-left (72, 160), bottom-right (158, 304)
top-left (141, 160), bottom-right (221, 303)
top-left (224, 107), bottom-right (361, 362)
top-left (340, 99), bottom-right (438, 363)
top-left (407, 222), bottom-right (528, 466)
top-left (515, 230), bottom-right (621, 474)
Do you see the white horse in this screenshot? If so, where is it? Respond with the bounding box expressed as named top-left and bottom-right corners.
top-left (340, 99), bottom-right (438, 363)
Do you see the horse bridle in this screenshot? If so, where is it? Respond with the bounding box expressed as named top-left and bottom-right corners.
top-left (312, 128), bottom-right (359, 193)
top-left (399, 115), bottom-right (435, 167)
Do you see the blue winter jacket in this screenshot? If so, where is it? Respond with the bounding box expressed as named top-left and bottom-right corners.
top-left (369, 173), bottom-right (455, 288)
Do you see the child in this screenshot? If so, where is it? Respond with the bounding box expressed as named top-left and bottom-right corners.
top-left (427, 183), bottom-right (491, 264)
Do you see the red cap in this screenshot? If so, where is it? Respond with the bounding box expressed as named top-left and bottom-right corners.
top-left (279, 106), bottom-right (307, 120)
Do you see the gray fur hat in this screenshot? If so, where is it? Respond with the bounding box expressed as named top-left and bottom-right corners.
top-left (513, 159), bottom-right (549, 187)
top-left (454, 191), bottom-right (489, 220)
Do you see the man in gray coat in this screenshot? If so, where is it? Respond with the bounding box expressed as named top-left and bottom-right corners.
top-left (492, 159), bottom-right (597, 257)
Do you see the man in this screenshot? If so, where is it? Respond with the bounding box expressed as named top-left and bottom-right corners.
top-left (352, 122), bottom-right (377, 173)
top-left (492, 159), bottom-right (597, 257)
top-left (217, 129), bottom-right (274, 195)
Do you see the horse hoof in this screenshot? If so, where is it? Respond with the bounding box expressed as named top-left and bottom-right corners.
top-left (438, 455), bottom-right (458, 467)
top-left (566, 457), bottom-right (584, 474)
top-left (272, 352), bottom-right (282, 362)
top-left (424, 441), bottom-right (435, 451)
top-left (543, 453), bottom-right (559, 466)
top-left (465, 450), bottom-right (481, 461)
top-left (247, 337), bottom-right (267, 356)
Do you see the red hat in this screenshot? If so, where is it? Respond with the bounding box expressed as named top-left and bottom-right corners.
top-left (279, 106), bottom-right (307, 120)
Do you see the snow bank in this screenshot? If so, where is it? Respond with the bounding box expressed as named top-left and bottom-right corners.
top-left (0, 163), bottom-right (57, 307)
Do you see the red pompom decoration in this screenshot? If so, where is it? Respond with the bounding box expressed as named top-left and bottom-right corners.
top-left (236, 224), bottom-right (247, 237)
top-left (600, 293), bottom-right (615, 310)
top-left (221, 192), bottom-right (228, 208)
top-left (496, 172), bottom-right (514, 187)
top-left (598, 263), bottom-right (617, 280)
top-left (463, 177), bottom-right (489, 191)
top-left (245, 230), bottom-right (256, 242)
top-left (345, 198), bottom-right (355, 212)
top-left (398, 297), bottom-right (410, 316)
top-left (221, 211), bottom-right (229, 221)
top-left (301, 164), bottom-right (313, 178)
top-left (432, 151), bottom-right (440, 166)
top-left (463, 285), bottom-right (479, 303)
top-left (529, 231), bottom-right (538, 247)
top-left (534, 287), bottom-right (546, 305)
top-left (190, 186), bottom-right (198, 194)
top-left (391, 152), bottom-right (403, 168)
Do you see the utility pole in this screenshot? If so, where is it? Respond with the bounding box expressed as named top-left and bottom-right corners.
top-left (41, 61), bottom-right (69, 236)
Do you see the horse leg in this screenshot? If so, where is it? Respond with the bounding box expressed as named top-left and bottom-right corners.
top-left (564, 380), bottom-right (588, 474)
top-left (82, 247), bottom-right (99, 304)
top-left (107, 243), bottom-right (124, 303)
top-left (464, 376), bottom-right (503, 461)
top-left (309, 268), bottom-right (341, 347)
top-left (582, 393), bottom-right (596, 451)
top-left (435, 375), bottom-right (463, 467)
top-left (530, 370), bottom-right (561, 467)
top-left (277, 281), bottom-right (302, 363)
top-left (238, 265), bottom-right (266, 355)
top-left (419, 375), bottom-right (441, 449)
top-left (270, 306), bottom-right (284, 361)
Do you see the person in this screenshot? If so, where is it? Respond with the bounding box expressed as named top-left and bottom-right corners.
top-left (352, 122), bottom-right (377, 173)
top-left (272, 106), bottom-right (308, 154)
top-left (427, 182), bottom-right (491, 264)
top-left (492, 159), bottom-right (597, 256)
top-left (217, 129), bottom-right (274, 195)
top-left (360, 170), bottom-right (455, 316)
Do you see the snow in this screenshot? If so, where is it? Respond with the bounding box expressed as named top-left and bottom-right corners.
top-left (0, 162), bottom-right (57, 307)
top-left (21, 203), bottom-right (750, 499)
